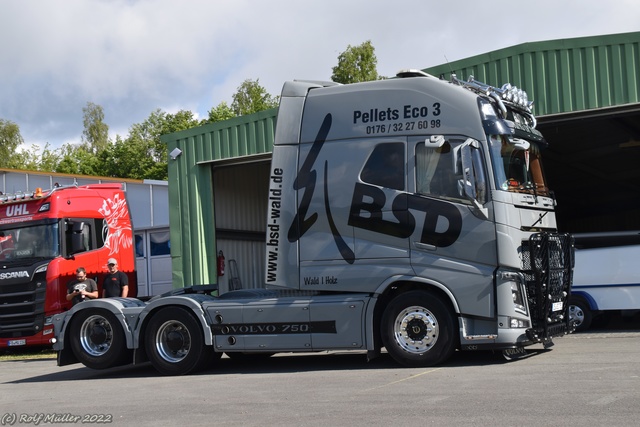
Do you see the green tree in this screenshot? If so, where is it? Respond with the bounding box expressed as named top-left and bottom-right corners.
top-left (162, 110), bottom-right (200, 138)
top-left (331, 40), bottom-right (380, 84)
top-left (152, 109), bottom-right (199, 179)
top-left (82, 102), bottom-right (109, 154)
top-left (99, 109), bottom-right (199, 180)
top-left (10, 143), bottom-right (61, 171)
top-left (0, 118), bottom-right (25, 168)
top-left (55, 143), bottom-right (101, 176)
top-left (96, 135), bottom-right (137, 178)
top-left (231, 79), bottom-right (278, 116)
top-left (205, 101), bottom-right (235, 124)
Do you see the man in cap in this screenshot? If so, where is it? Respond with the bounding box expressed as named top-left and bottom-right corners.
top-left (102, 258), bottom-right (129, 298)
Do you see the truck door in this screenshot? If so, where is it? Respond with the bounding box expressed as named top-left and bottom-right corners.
top-left (297, 138), bottom-right (411, 292)
top-left (408, 136), bottom-right (497, 319)
top-left (349, 140), bottom-right (410, 260)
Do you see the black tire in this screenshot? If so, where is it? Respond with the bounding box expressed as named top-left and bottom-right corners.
top-left (568, 295), bottom-right (593, 332)
top-left (381, 290), bottom-right (456, 367)
top-left (145, 306), bottom-right (212, 375)
top-left (69, 308), bottom-right (129, 370)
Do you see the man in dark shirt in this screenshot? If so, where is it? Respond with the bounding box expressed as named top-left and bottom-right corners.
top-left (102, 258), bottom-right (129, 298)
top-left (66, 267), bottom-right (99, 305)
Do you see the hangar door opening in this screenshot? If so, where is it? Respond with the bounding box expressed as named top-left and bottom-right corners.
top-left (539, 105), bottom-right (640, 234)
top-left (212, 158), bottom-right (271, 293)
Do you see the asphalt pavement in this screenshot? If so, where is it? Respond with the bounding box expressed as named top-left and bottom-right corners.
top-left (1, 316), bottom-right (639, 427)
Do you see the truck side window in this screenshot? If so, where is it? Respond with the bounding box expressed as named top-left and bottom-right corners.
top-left (95, 219), bottom-right (107, 249)
top-left (360, 142), bottom-right (405, 190)
top-left (65, 219), bottom-right (95, 255)
top-left (415, 141), bottom-right (461, 201)
top-left (471, 147), bottom-right (488, 205)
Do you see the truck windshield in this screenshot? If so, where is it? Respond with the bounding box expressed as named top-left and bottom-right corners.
top-left (0, 221), bottom-right (60, 261)
top-left (488, 134), bottom-right (550, 197)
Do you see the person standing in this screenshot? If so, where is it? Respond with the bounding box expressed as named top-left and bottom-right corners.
top-left (66, 267), bottom-right (99, 305)
top-left (103, 258), bottom-right (129, 298)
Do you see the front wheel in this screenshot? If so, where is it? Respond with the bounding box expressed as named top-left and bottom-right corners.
top-left (381, 291), bottom-right (456, 367)
top-left (568, 295), bottom-right (593, 332)
top-left (145, 306), bottom-right (212, 375)
top-left (69, 309), bottom-right (129, 370)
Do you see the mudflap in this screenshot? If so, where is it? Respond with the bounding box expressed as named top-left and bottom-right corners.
top-left (57, 347), bottom-right (79, 367)
top-left (367, 349), bottom-right (381, 362)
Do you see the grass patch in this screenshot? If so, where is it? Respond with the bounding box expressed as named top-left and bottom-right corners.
top-left (0, 347), bottom-right (56, 361)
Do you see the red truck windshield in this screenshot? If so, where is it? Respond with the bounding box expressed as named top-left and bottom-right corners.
top-left (0, 221), bottom-right (60, 261)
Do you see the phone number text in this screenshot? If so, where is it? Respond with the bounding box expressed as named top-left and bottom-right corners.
top-left (365, 120), bottom-right (442, 135)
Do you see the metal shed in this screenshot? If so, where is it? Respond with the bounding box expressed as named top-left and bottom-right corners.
top-left (162, 31), bottom-right (640, 290)
top-left (161, 110), bottom-right (276, 291)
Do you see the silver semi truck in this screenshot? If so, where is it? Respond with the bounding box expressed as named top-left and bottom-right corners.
top-left (52, 70), bottom-right (574, 375)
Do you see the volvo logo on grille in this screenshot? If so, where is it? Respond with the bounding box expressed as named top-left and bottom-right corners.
top-left (0, 271), bottom-right (29, 280)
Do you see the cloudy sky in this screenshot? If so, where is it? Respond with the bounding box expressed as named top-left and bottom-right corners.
top-left (1, 0), bottom-right (639, 150)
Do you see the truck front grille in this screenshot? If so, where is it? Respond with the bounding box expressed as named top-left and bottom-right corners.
top-left (0, 280), bottom-right (46, 338)
top-left (522, 232), bottom-right (574, 339)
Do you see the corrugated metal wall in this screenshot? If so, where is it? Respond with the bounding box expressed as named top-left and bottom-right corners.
top-left (161, 109), bottom-right (277, 288)
top-left (425, 31), bottom-right (640, 116)
top-left (214, 162), bottom-right (270, 292)
top-left (213, 162), bottom-right (270, 232)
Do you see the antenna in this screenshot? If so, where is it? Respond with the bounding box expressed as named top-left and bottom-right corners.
top-left (443, 54), bottom-right (454, 79)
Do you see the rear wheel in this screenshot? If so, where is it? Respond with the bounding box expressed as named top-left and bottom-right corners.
top-left (381, 291), bottom-right (456, 367)
top-left (69, 309), bottom-right (129, 369)
top-left (568, 295), bottom-right (592, 332)
top-left (145, 306), bottom-right (214, 375)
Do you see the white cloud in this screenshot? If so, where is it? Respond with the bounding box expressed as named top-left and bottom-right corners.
top-left (1, 0), bottom-right (638, 149)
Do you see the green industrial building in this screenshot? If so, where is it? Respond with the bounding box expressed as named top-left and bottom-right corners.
top-left (161, 31), bottom-right (640, 290)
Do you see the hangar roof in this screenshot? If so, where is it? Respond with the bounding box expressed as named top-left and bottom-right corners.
top-left (424, 31), bottom-right (640, 116)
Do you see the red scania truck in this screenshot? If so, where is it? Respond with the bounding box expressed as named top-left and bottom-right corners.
top-left (0, 184), bottom-right (136, 350)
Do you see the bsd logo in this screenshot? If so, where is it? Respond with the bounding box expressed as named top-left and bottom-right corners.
top-left (348, 182), bottom-right (463, 247)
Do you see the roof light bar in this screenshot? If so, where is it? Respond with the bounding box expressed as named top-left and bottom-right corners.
top-left (0, 187), bottom-right (49, 204)
top-left (451, 74), bottom-right (535, 117)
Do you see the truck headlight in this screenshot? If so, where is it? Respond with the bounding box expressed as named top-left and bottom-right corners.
top-left (510, 317), bottom-right (530, 328)
top-left (511, 282), bottom-right (527, 315)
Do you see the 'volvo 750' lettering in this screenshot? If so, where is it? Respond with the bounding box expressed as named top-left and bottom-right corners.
top-left (211, 321), bottom-right (337, 335)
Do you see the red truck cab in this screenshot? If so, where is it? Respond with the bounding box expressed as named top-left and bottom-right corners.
top-left (0, 184), bottom-right (136, 349)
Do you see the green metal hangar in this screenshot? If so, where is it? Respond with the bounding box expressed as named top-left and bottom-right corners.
top-left (161, 31), bottom-right (640, 291)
